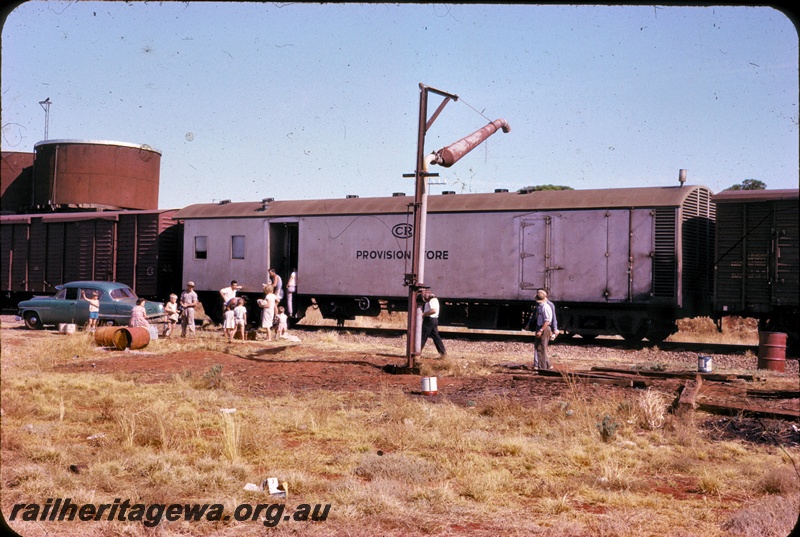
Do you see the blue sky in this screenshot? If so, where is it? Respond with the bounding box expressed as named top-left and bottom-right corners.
top-left (2, 2), bottom-right (798, 209)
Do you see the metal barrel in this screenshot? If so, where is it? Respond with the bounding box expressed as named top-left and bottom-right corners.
top-left (112, 327), bottom-right (151, 350)
top-left (757, 332), bottom-right (787, 372)
top-left (95, 326), bottom-right (124, 347)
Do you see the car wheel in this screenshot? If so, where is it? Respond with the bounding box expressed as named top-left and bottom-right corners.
top-left (23, 312), bottom-right (44, 330)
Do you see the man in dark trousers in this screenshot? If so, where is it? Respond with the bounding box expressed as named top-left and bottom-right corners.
top-left (420, 289), bottom-right (447, 358)
top-left (525, 290), bottom-right (554, 369)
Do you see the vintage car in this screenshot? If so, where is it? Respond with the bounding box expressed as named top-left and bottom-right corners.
top-left (17, 281), bottom-right (164, 330)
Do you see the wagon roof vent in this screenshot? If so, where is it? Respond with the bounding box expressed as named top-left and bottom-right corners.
top-left (442, 191), bottom-right (456, 195)
top-left (494, 188), bottom-right (509, 193)
top-left (392, 192), bottom-right (406, 197)
top-left (218, 199), bottom-right (231, 205)
top-left (260, 197), bottom-right (274, 211)
top-left (346, 194), bottom-right (359, 198)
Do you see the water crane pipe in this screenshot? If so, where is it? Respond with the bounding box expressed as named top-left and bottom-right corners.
top-left (431, 119), bottom-right (511, 168)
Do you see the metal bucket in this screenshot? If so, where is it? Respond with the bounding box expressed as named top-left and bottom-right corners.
top-left (95, 326), bottom-right (124, 347)
top-left (758, 332), bottom-right (787, 372)
top-left (113, 327), bottom-right (151, 350)
top-left (421, 376), bottom-right (438, 396)
top-left (698, 355), bottom-right (712, 373)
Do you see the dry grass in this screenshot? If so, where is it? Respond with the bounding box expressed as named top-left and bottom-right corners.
top-left (670, 316), bottom-right (759, 345)
top-left (1, 318), bottom-right (798, 537)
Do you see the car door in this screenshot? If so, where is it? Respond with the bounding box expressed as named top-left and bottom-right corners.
top-left (52, 286), bottom-right (80, 324)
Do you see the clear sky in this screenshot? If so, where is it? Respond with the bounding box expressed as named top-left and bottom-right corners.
top-left (2, 2), bottom-right (798, 209)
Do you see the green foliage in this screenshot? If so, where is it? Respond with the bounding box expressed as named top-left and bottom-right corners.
top-left (725, 179), bottom-right (767, 191)
top-left (518, 185), bottom-right (574, 192)
top-left (203, 364), bottom-right (224, 389)
top-left (596, 414), bottom-right (619, 443)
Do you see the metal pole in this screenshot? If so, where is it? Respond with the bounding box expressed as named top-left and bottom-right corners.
top-left (39, 98), bottom-right (51, 141)
top-left (404, 84), bottom-right (458, 367)
top-left (406, 86), bottom-right (429, 365)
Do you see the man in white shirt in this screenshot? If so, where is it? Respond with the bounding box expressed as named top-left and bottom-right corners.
top-left (220, 280), bottom-right (241, 308)
top-left (420, 289), bottom-right (447, 358)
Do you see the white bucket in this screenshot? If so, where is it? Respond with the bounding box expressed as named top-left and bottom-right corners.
top-left (147, 325), bottom-right (159, 341)
top-left (698, 355), bottom-right (712, 373)
top-left (60, 323), bottom-right (76, 335)
top-left (421, 376), bottom-right (438, 396)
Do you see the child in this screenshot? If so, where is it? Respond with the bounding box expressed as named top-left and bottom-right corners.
top-left (223, 301), bottom-right (236, 343)
top-left (129, 298), bottom-right (150, 327)
top-left (276, 305), bottom-right (288, 338)
top-left (81, 289), bottom-right (100, 332)
top-left (163, 293), bottom-right (179, 337)
top-left (233, 298), bottom-right (248, 342)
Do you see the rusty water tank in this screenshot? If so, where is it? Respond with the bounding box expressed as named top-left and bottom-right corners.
top-left (32, 140), bottom-right (161, 210)
top-left (757, 332), bottom-right (787, 372)
top-left (0, 151), bottom-right (35, 213)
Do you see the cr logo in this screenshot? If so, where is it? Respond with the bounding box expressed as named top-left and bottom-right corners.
top-left (391, 223), bottom-right (414, 239)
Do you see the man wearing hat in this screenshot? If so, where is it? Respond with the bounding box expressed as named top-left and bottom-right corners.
top-left (525, 290), bottom-right (554, 370)
top-left (180, 281), bottom-right (199, 337)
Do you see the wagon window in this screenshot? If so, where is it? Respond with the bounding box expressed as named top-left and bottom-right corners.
top-left (194, 236), bottom-right (208, 260)
top-left (231, 235), bottom-right (245, 259)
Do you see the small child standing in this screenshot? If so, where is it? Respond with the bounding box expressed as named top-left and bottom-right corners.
top-left (233, 298), bottom-right (248, 342)
top-left (81, 289), bottom-right (100, 332)
top-left (223, 301), bottom-right (236, 343)
top-left (163, 293), bottom-right (179, 337)
top-left (276, 306), bottom-right (288, 338)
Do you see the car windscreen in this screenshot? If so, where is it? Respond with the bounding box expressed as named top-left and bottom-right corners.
top-left (109, 287), bottom-right (137, 300)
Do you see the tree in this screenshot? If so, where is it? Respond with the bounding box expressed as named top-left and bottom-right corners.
top-left (518, 185), bottom-right (574, 193)
top-left (725, 179), bottom-right (767, 191)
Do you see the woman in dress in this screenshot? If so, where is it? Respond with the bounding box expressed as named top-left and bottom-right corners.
top-left (129, 298), bottom-right (150, 328)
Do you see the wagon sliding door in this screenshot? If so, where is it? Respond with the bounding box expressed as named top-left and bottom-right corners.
top-left (521, 210), bottom-right (653, 303)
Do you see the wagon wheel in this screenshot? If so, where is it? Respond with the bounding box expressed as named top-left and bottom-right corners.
top-left (646, 328), bottom-right (672, 344)
top-left (621, 325), bottom-right (648, 343)
top-left (23, 312), bottom-right (43, 330)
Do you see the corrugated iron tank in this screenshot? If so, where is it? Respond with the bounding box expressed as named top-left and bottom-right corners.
top-left (0, 151), bottom-right (35, 214)
top-left (32, 140), bottom-right (161, 211)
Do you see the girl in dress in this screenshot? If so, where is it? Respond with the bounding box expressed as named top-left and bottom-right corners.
top-left (129, 298), bottom-right (150, 327)
top-left (223, 301), bottom-right (236, 342)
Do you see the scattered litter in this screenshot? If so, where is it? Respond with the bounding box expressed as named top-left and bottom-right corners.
top-left (242, 477), bottom-right (288, 498)
top-left (219, 408), bottom-right (237, 414)
top-left (265, 477), bottom-right (288, 498)
top-left (86, 433), bottom-right (106, 441)
top-left (280, 334), bottom-right (301, 342)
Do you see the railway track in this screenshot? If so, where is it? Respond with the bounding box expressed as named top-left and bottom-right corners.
top-left (292, 324), bottom-right (766, 357)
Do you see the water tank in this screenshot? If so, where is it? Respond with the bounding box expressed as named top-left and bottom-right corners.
top-left (0, 151), bottom-right (35, 214)
top-left (33, 140), bottom-right (161, 210)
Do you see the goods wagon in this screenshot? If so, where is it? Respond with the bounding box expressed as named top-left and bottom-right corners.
top-left (0, 210), bottom-right (182, 309)
top-left (173, 185), bottom-right (715, 342)
top-left (713, 189), bottom-right (799, 347)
